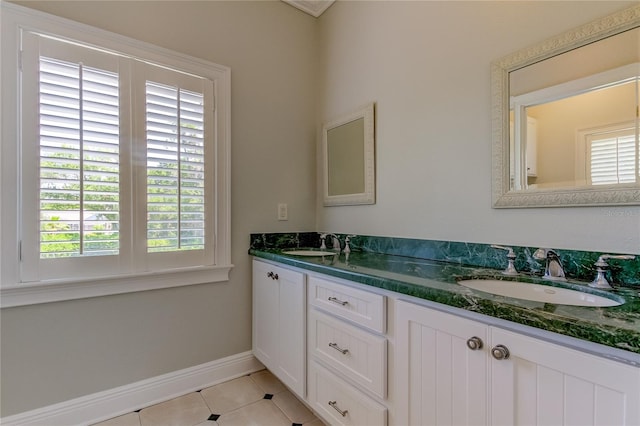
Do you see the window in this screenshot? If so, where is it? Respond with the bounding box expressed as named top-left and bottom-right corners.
top-left (576, 123), bottom-right (638, 186)
top-left (587, 130), bottom-right (637, 185)
top-left (1, 4), bottom-right (231, 306)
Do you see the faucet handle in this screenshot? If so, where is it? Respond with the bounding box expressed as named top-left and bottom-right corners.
top-left (595, 254), bottom-right (635, 265)
top-left (491, 244), bottom-right (515, 257)
top-left (491, 245), bottom-right (518, 275)
top-left (319, 233), bottom-right (328, 250)
top-left (590, 254), bottom-right (636, 289)
top-left (344, 235), bottom-right (356, 254)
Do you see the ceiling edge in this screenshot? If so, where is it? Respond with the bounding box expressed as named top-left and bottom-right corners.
top-left (282, 0), bottom-right (335, 18)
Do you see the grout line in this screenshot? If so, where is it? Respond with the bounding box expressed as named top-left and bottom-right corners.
top-left (96, 369), bottom-right (321, 426)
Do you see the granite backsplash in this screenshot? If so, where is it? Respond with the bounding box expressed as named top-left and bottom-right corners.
top-left (250, 232), bottom-right (639, 287)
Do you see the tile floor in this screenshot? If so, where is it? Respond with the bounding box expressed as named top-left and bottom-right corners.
top-left (93, 370), bottom-right (324, 426)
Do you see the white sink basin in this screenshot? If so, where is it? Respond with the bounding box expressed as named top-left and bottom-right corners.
top-left (458, 279), bottom-right (622, 307)
top-left (282, 250), bottom-right (337, 257)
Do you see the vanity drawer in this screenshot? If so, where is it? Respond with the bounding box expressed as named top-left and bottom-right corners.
top-left (308, 275), bottom-right (386, 333)
top-left (309, 309), bottom-right (387, 399)
top-left (308, 360), bottom-right (387, 426)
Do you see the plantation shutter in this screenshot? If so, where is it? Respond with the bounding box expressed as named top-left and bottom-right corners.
top-left (20, 33), bottom-right (127, 281)
top-left (589, 132), bottom-right (638, 185)
top-left (39, 56), bottom-right (120, 258)
top-left (146, 83), bottom-right (206, 252)
top-left (135, 62), bottom-right (214, 271)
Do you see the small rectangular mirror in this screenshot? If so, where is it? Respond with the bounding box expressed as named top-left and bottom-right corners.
top-left (323, 102), bottom-right (375, 206)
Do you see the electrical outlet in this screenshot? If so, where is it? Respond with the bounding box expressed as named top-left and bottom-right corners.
top-left (277, 203), bottom-right (288, 221)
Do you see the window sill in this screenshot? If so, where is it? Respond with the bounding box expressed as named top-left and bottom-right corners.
top-left (0, 264), bottom-right (234, 308)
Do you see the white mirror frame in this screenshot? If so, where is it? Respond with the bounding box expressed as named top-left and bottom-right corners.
top-left (323, 102), bottom-right (375, 206)
top-left (491, 4), bottom-right (640, 208)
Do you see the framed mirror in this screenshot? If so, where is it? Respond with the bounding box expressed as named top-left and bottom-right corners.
top-left (492, 5), bottom-right (640, 208)
top-left (322, 102), bottom-right (375, 206)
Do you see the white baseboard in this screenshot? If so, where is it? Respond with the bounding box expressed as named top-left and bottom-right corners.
top-left (1, 351), bottom-right (264, 426)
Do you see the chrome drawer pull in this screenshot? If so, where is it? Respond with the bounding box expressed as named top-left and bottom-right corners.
top-left (328, 296), bottom-right (349, 306)
top-left (328, 342), bottom-right (349, 355)
top-left (328, 400), bottom-right (348, 417)
top-left (266, 271), bottom-right (279, 280)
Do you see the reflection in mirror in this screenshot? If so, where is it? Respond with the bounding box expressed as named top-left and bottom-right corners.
top-left (323, 103), bottom-right (375, 206)
top-left (327, 118), bottom-right (365, 196)
top-left (492, 5), bottom-right (640, 207)
top-left (510, 60), bottom-right (639, 190)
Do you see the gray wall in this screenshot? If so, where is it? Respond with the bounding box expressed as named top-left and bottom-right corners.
top-left (1, 1), bottom-right (318, 416)
top-left (316, 1), bottom-right (640, 255)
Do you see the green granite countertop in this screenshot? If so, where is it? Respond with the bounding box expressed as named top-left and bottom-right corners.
top-left (250, 248), bottom-right (640, 362)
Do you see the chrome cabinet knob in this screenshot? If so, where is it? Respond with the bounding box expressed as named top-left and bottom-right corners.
top-left (491, 344), bottom-right (510, 360)
top-left (267, 271), bottom-right (279, 280)
top-left (466, 336), bottom-right (483, 351)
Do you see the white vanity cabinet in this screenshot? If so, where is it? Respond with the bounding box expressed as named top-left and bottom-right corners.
top-left (307, 275), bottom-right (388, 426)
top-left (252, 259), bottom-right (306, 398)
top-left (252, 257), bottom-right (640, 426)
top-left (395, 299), bottom-right (640, 426)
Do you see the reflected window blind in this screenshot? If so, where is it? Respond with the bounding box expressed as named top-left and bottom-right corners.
top-left (146, 82), bottom-right (205, 252)
top-left (39, 57), bottom-right (120, 258)
top-left (590, 134), bottom-right (637, 185)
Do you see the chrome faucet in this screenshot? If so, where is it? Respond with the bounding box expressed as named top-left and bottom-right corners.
top-left (533, 248), bottom-right (566, 281)
top-left (589, 254), bottom-right (635, 289)
top-left (319, 233), bottom-right (341, 252)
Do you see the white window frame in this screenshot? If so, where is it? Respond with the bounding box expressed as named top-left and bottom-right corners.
top-left (1, 3), bottom-right (232, 307)
top-left (576, 122), bottom-right (638, 186)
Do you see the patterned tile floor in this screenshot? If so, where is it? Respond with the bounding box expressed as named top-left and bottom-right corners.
top-left (93, 370), bottom-right (324, 426)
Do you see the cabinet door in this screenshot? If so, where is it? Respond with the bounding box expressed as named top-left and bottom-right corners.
top-left (276, 264), bottom-right (306, 397)
top-left (490, 327), bottom-right (640, 426)
top-left (395, 300), bottom-right (489, 426)
top-left (252, 260), bottom-right (306, 398)
top-left (253, 260), bottom-right (280, 371)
